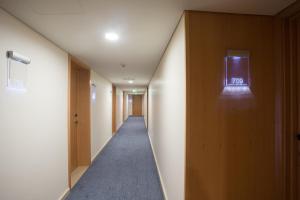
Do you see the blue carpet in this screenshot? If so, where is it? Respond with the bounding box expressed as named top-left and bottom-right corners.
top-left (66, 116), bottom-right (164, 200)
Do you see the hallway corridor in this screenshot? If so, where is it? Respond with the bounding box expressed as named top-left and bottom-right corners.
top-left (1, 1), bottom-right (298, 199)
top-left (66, 117), bottom-right (164, 200)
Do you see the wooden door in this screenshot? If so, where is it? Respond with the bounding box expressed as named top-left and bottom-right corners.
top-left (76, 68), bottom-right (91, 166)
top-left (69, 60), bottom-right (91, 174)
top-left (70, 65), bottom-right (78, 172)
top-left (287, 14), bottom-right (300, 200)
top-left (296, 15), bottom-right (300, 200)
top-left (132, 95), bottom-right (142, 116)
top-left (276, 4), bottom-right (300, 199)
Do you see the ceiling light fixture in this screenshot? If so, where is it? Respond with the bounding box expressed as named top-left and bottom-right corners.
top-left (132, 89), bottom-right (137, 93)
top-left (128, 80), bottom-right (134, 84)
top-left (105, 32), bottom-right (119, 41)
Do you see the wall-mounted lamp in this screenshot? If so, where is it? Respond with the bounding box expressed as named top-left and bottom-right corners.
top-left (7, 51), bottom-right (31, 64)
top-left (6, 51), bottom-right (31, 92)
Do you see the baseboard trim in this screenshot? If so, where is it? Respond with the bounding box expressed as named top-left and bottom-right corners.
top-left (92, 136), bottom-right (112, 162)
top-left (58, 188), bottom-right (70, 200)
top-left (113, 121), bottom-right (125, 136)
top-left (116, 122), bottom-right (123, 133)
top-left (147, 133), bottom-right (168, 200)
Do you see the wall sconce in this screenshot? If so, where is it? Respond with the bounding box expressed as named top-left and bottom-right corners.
top-left (6, 51), bottom-right (31, 92)
top-left (7, 51), bottom-right (31, 64)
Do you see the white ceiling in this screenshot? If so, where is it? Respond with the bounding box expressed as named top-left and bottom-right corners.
top-left (0, 0), bottom-right (295, 89)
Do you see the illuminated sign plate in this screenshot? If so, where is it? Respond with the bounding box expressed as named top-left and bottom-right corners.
top-left (223, 50), bottom-right (251, 95)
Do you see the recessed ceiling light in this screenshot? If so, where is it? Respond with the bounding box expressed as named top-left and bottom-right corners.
top-left (128, 80), bottom-right (134, 84)
top-left (132, 89), bottom-right (137, 93)
top-left (105, 32), bottom-right (119, 41)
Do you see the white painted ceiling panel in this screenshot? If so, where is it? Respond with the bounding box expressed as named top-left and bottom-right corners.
top-left (0, 0), bottom-right (295, 90)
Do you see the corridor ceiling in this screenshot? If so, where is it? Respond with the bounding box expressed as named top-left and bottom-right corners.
top-left (0, 0), bottom-right (295, 89)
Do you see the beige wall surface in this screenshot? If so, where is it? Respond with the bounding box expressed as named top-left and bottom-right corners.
top-left (143, 91), bottom-right (148, 127)
top-left (128, 94), bottom-right (133, 116)
top-left (90, 71), bottom-right (113, 161)
top-left (0, 9), bottom-right (68, 200)
top-left (116, 88), bottom-right (123, 130)
top-left (123, 92), bottom-right (129, 121)
top-left (148, 15), bottom-right (186, 200)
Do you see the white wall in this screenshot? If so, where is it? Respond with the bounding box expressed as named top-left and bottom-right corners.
top-left (148, 16), bottom-right (186, 200)
top-left (122, 92), bottom-right (138, 122)
top-left (128, 94), bottom-right (133, 116)
top-left (90, 71), bottom-right (112, 161)
top-left (143, 91), bottom-right (148, 128)
top-left (115, 88), bottom-right (123, 130)
top-left (123, 92), bottom-right (129, 121)
top-left (0, 9), bottom-right (68, 200)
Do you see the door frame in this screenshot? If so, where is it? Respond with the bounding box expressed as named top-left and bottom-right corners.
top-left (68, 55), bottom-right (91, 188)
top-left (276, 2), bottom-right (300, 199)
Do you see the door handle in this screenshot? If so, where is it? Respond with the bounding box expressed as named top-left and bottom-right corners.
top-left (297, 134), bottom-right (300, 140)
top-left (74, 113), bottom-right (78, 124)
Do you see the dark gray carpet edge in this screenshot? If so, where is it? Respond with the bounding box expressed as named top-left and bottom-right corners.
top-left (65, 116), bottom-right (164, 200)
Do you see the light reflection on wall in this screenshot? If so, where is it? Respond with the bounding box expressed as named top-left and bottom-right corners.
top-left (222, 50), bottom-right (252, 96)
top-left (6, 80), bottom-right (27, 93)
top-left (91, 83), bottom-right (96, 101)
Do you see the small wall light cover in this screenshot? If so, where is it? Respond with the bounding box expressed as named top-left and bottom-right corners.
top-left (7, 51), bottom-right (31, 64)
top-left (6, 51), bottom-right (31, 92)
top-left (223, 50), bottom-right (251, 95)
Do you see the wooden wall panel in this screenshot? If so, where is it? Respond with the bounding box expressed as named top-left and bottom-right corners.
top-left (132, 95), bottom-right (143, 116)
top-left (185, 11), bottom-right (277, 200)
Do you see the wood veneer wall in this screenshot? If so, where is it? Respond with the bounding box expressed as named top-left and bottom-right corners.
top-left (185, 11), bottom-right (277, 200)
